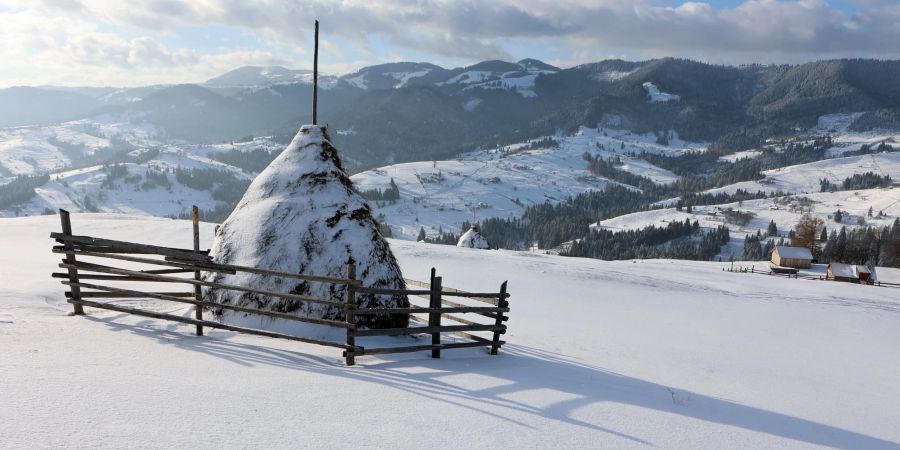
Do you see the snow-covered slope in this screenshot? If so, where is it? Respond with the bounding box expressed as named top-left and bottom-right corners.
top-left (706, 152), bottom-right (900, 196)
top-left (0, 141), bottom-right (265, 218)
top-left (351, 127), bottom-right (695, 240)
top-left (2, 214), bottom-right (900, 448)
top-left (205, 65), bottom-right (314, 87)
top-left (597, 187), bottom-right (900, 260)
top-left (0, 118), bottom-right (162, 179)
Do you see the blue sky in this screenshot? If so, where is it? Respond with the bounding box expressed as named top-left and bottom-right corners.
top-left (1, 0), bottom-right (898, 87)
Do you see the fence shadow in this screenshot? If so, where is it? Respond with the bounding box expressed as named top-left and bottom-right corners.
top-left (87, 315), bottom-right (898, 449)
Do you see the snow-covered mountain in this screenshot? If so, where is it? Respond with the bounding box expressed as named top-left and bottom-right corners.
top-left (205, 65), bottom-right (315, 87)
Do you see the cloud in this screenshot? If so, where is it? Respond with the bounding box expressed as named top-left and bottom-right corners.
top-left (2, 0), bottom-right (900, 86)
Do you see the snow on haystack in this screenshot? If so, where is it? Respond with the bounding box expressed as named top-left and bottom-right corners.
top-left (457, 226), bottom-right (490, 249)
top-left (203, 125), bottom-right (408, 329)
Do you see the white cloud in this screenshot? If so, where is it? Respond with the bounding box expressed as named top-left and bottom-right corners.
top-left (2, 0), bottom-right (900, 86)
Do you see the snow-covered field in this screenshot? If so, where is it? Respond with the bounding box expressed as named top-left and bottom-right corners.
top-left (1, 146), bottom-right (255, 218)
top-left (351, 127), bottom-right (694, 239)
top-left (706, 152), bottom-right (900, 196)
top-left (0, 117), bottom-right (162, 181)
top-left (2, 214), bottom-right (900, 448)
top-left (598, 187), bottom-right (900, 259)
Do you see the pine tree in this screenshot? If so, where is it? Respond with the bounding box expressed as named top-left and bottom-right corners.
top-left (767, 220), bottom-right (778, 237)
top-left (417, 227), bottom-right (426, 242)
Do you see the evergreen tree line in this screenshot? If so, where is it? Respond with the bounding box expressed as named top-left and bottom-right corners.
top-left (742, 232), bottom-right (776, 261)
top-left (819, 220), bottom-right (900, 267)
top-left (820, 172), bottom-right (894, 192)
top-left (564, 220), bottom-right (730, 261)
top-left (0, 174), bottom-right (50, 209)
top-left (173, 167), bottom-right (250, 203)
top-left (360, 178), bottom-right (400, 203)
top-left (207, 148), bottom-right (278, 174)
top-left (841, 142), bottom-right (896, 157)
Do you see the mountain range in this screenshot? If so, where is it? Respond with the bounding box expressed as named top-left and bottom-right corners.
top-left (3, 58), bottom-right (900, 169)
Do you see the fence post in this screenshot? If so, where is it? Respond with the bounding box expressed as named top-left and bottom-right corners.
top-left (429, 270), bottom-right (442, 358)
top-left (490, 281), bottom-right (508, 355)
top-left (59, 209), bottom-right (84, 315)
top-left (345, 263), bottom-right (357, 366)
top-left (192, 205), bottom-right (203, 336)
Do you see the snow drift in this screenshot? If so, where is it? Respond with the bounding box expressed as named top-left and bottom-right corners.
top-left (457, 226), bottom-right (490, 249)
top-left (203, 125), bottom-right (408, 329)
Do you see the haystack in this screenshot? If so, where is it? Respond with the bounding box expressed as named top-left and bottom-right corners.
top-left (457, 226), bottom-right (490, 249)
top-left (203, 125), bottom-right (408, 329)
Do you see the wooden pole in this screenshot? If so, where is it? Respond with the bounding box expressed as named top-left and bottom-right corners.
top-left (312, 20), bottom-right (319, 125)
top-left (192, 205), bottom-right (203, 336)
top-left (490, 281), bottom-right (508, 355)
top-left (345, 263), bottom-right (356, 366)
top-left (429, 269), bottom-right (442, 358)
top-left (59, 209), bottom-right (84, 315)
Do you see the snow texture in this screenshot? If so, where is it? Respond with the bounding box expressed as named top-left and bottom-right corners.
top-left (643, 82), bottom-right (680, 102)
top-left (203, 125), bottom-right (408, 329)
top-left (457, 227), bottom-right (490, 249)
top-left (3, 214), bottom-right (900, 449)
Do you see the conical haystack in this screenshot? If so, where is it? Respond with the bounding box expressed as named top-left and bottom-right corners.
top-left (457, 226), bottom-right (490, 249)
top-left (203, 125), bottom-right (408, 329)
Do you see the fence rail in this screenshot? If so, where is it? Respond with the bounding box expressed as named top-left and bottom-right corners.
top-left (50, 208), bottom-right (510, 365)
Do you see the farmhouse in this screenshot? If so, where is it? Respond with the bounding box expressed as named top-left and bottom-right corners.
top-left (827, 263), bottom-right (859, 282)
top-left (771, 246), bottom-right (813, 269)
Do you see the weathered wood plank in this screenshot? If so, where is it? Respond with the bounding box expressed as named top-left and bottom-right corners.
top-left (52, 248), bottom-right (235, 273)
top-left (355, 324), bottom-right (504, 337)
top-left (58, 210), bottom-right (84, 315)
top-left (66, 298), bottom-right (353, 349)
top-left (192, 205), bottom-right (203, 336)
top-left (490, 281), bottom-right (508, 355)
top-left (356, 340), bottom-right (502, 356)
top-left (50, 232), bottom-right (210, 260)
top-left (440, 298), bottom-right (508, 321)
top-left (59, 262), bottom-right (347, 308)
top-left (52, 272), bottom-right (187, 282)
top-left (429, 272), bottom-right (442, 358)
top-left (345, 264), bottom-right (357, 366)
top-left (162, 256), bottom-right (355, 285)
top-left (67, 291), bottom-right (194, 298)
top-left (352, 306), bottom-right (508, 315)
top-left (61, 280), bottom-right (354, 329)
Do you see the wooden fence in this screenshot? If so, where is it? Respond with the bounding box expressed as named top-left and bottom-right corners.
top-left (725, 264), bottom-right (900, 288)
top-left (50, 208), bottom-right (510, 365)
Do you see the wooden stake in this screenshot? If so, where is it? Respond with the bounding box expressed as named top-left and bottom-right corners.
top-left (345, 263), bottom-right (357, 366)
top-left (312, 20), bottom-right (319, 125)
top-left (429, 270), bottom-right (442, 358)
top-left (192, 205), bottom-right (203, 336)
top-left (59, 209), bottom-right (84, 315)
top-left (490, 281), bottom-right (508, 355)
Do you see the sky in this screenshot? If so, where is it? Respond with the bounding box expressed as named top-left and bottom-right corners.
top-left (0, 0), bottom-right (898, 87)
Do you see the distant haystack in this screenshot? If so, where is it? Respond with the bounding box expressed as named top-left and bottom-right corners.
top-left (457, 226), bottom-right (490, 249)
top-left (203, 125), bottom-right (408, 329)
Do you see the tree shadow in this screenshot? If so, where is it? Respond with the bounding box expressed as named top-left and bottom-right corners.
top-left (87, 315), bottom-right (899, 449)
